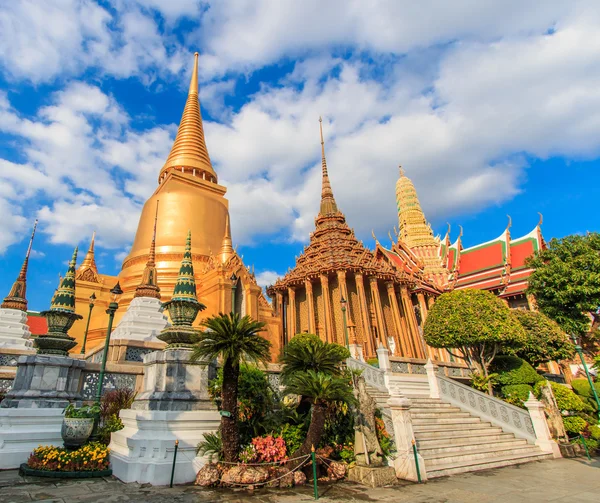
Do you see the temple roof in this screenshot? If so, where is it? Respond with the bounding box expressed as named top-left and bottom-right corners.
top-left (159, 52), bottom-right (217, 183)
top-left (270, 121), bottom-right (410, 290)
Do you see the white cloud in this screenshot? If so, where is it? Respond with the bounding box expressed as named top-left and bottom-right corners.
top-left (254, 270), bottom-right (282, 289)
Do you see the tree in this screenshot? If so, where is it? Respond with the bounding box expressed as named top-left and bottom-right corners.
top-left (510, 309), bottom-right (574, 367)
top-left (424, 289), bottom-right (526, 383)
top-left (279, 333), bottom-right (349, 384)
top-left (190, 313), bottom-right (271, 462)
top-left (526, 233), bottom-right (600, 336)
top-left (284, 370), bottom-right (356, 459)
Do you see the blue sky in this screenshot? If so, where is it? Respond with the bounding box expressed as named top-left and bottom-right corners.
top-left (1, 1), bottom-right (599, 311)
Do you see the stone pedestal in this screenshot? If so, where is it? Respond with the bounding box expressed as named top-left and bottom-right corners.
top-left (387, 395), bottom-right (427, 482)
top-left (131, 349), bottom-right (215, 411)
top-left (1, 355), bottom-right (85, 409)
top-left (111, 297), bottom-right (169, 342)
top-left (349, 343), bottom-right (365, 362)
top-left (0, 355), bottom-right (84, 468)
top-left (524, 392), bottom-right (562, 459)
top-left (109, 348), bottom-right (220, 484)
top-left (347, 465), bottom-right (398, 487)
top-left (0, 308), bottom-right (34, 350)
top-left (109, 409), bottom-right (220, 485)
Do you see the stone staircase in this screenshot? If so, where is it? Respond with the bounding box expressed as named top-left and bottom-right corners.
top-left (410, 397), bottom-right (552, 478)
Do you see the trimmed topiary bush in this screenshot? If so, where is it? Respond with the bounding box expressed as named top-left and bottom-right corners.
top-left (491, 355), bottom-right (543, 386)
top-left (571, 378), bottom-right (600, 412)
top-left (534, 381), bottom-right (591, 414)
top-left (589, 424), bottom-right (600, 441)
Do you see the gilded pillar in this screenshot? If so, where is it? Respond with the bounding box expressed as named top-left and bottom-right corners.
top-left (416, 293), bottom-right (428, 323)
top-left (287, 287), bottom-right (297, 337)
top-left (369, 277), bottom-right (388, 350)
top-left (320, 274), bottom-right (334, 343)
top-left (401, 286), bottom-right (425, 359)
top-left (386, 282), bottom-right (408, 356)
top-left (417, 292), bottom-right (438, 360)
top-left (354, 273), bottom-right (374, 356)
top-left (275, 292), bottom-right (283, 318)
top-left (305, 279), bottom-right (316, 335)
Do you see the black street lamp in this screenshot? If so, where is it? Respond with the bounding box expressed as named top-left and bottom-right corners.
top-left (80, 293), bottom-right (96, 354)
top-left (341, 297), bottom-right (350, 349)
top-left (571, 334), bottom-right (600, 423)
top-left (230, 273), bottom-right (238, 315)
top-left (95, 282), bottom-right (123, 404)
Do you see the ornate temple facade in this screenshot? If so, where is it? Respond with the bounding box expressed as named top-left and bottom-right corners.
top-left (57, 53), bottom-right (282, 358)
top-left (268, 121), bottom-right (442, 361)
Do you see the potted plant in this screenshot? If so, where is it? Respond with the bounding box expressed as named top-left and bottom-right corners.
top-left (61, 404), bottom-right (99, 449)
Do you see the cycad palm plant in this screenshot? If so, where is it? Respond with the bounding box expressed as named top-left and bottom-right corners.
top-left (190, 313), bottom-right (271, 462)
top-left (284, 370), bottom-right (356, 458)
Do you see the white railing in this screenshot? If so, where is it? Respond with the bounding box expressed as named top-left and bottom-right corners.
top-left (347, 358), bottom-right (388, 392)
top-left (437, 374), bottom-right (536, 443)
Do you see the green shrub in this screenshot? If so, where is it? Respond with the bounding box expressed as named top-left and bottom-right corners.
top-left (98, 414), bottom-right (124, 445)
top-left (501, 384), bottom-right (533, 408)
top-left (277, 423), bottom-right (305, 456)
top-left (534, 381), bottom-right (590, 413)
top-left (196, 432), bottom-right (223, 463)
top-left (563, 416), bottom-right (587, 435)
top-left (574, 435), bottom-right (599, 452)
top-left (491, 355), bottom-right (543, 386)
top-left (571, 379), bottom-right (600, 412)
top-left (589, 424), bottom-right (600, 441)
top-left (366, 358), bottom-right (379, 368)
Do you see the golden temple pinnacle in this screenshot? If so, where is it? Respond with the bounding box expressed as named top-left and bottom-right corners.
top-left (219, 213), bottom-right (234, 264)
top-left (159, 52), bottom-right (217, 184)
top-left (1, 219), bottom-right (37, 311)
top-left (77, 231), bottom-right (98, 281)
top-left (135, 201), bottom-right (161, 299)
top-left (318, 117), bottom-right (339, 216)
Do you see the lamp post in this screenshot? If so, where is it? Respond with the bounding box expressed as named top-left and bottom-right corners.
top-left (80, 293), bottom-right (96, 354)
top-left (95, 282), bottom-right (123, 404)
top-left (230, 273), bottom-right (237, 315)
top-left (340, 297), bottom-right (350, 349)
top-left (571, 334), bottom-right (600, 423)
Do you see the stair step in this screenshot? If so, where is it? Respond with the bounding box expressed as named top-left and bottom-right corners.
top-left (425, 451), bottom-right (552, 478)
top-left (415, 427), bottom-right (504, 441)
top-left (410, 402), bottom-right (458, 409)
top-left (414, 421), bottom-right (489, 433)
top-left (411, 412), bottom-right (471, 419)
top-left (412, 416), bottom-right (480, 425)
top-left (418, 437), bottom-right (528, 456)
top-left (416, 432), bottom-right (515, 448)
top-left (424, 445), bottom-right (539, 466)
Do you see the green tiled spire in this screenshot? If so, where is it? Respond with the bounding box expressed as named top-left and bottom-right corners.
top-left (50, 247), bottom-right (78, 313)
top-left (171, 230), bottom-right (198, 302)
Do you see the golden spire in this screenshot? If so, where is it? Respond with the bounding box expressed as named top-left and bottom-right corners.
top-left (78, 231), bottom-right (97, 273)
top-left (318, 117), bottom-right (339, 216)
top-left (135, 201), bottom-right (161, 299)
top-left (395, 166), bottom-right (435, 248)
top-left (1, 219), bottom-right (37, 311)
top-left (219, 212), bottom-right (234, 264)
top-left (158, 52), bottom-right (217, 184)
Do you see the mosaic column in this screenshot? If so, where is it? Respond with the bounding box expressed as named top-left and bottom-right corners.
top-left (386, 282), bottom-right (409, 356)
top-left (400, 286), bottom-right (425, 359)
top-left (354, 273), bottom-right (374, 357)
top-left (320, 274), bottom-right (334, 343)
top-left (305, 279), bottom-right (316, 335)
top-left (287, 287), bottom-right (297, 337)
top-left (417, 292), bottom-right (439, 361)
top-left (369, 277), bottom-right (389, 350)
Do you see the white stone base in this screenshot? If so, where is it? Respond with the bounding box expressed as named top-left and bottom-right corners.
top-left (109, 408), bottom-right (220, 485)
top-left (111, 297), bottom-right (169, 342)
top-left (0, 408), bottom-right (64, 469)
top-left (0, 308), bottom-right (34, 350)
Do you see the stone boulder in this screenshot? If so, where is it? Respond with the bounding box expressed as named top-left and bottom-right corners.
top-left (277, 467), bottom-right (295, 488)
top-left (316, 445), bottom-right (334, 459)
top-left (195, 464), bottom-right (221, 487)
top-left (327, 460), bottom-right (347, 481)
top-left (294, 471), bottom-right (307, 486)
top-left (221, 465), bottom-right (270, 486)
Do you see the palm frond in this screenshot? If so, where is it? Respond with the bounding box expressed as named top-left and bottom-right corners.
top-left (284, 370), bottom-right (356, 406)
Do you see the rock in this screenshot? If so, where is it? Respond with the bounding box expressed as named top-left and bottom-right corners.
top-left (195, 463), bottom-right (221, 487)
top-left (294, 471), bottom-right (307, 486)
top-left (221, 465), bottom-right (270, 486)
top-left (277, 467), bottom-right (294, 488)
top-left (327, 461), bottom-right (347, 481)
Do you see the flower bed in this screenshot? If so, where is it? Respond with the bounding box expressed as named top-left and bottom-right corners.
top-left (25, 442), bottom-right (111, 476)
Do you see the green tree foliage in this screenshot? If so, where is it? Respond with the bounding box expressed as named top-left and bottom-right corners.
top-left (284, 370), bottom-right (356, 459)
top-left (491, 355), bottom-right (543, 386)
top-left (510, 309), bottom-right (574, 367)
top-left (209, 364), bottom-right (276, 445)
top-left (500, 384), bottom-right (534, 408)
top-left (424, 289), bottom-right (526, 378)
top-left (526, 233), bottom-right (600, 336)
top-left (571, 378), bottom-right (600, 412)
top-left (190, 313), bottom-right (271, 462)
top-left (534, 380), bottom-right (591, 414)
top-left (279, 333), bottom-right (349, 384)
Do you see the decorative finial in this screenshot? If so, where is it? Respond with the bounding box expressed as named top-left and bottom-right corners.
top-left (371, 229), bottom-right (379, 244)
top-left (189, 51), bottom-right (199, 96)
top-left (220, 212), bottom-right (234, 264)
top-left (506, 214), bottom-right (512, 231)
top-left (399, 165), bottom-right (404, 177)
top-left (1, 219), bottom-right (38, 311)
top-left (77, 230), bottom-right (99, 280)
top-left (318, 116), bottom-right (339, 217)
top-left (446, 222), bottom-right (451, 236)
top-left (135, 200), bottom-right (161, 299)
top-left (458, 225), bottom-right (463, 239)
top-left (537, 212), bottom-right (543, 227)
